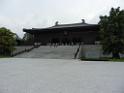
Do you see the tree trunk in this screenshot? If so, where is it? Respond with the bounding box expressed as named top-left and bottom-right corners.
top-left (112, 52), bottom-right (120, 59)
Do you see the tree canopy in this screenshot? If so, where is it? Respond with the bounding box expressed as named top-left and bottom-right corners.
top-left (0, 27), bottom-right (16, 56)
top-left (99, 7), bottom-right (124, 58)
top-left (23, 33), bottom-right (34, 45)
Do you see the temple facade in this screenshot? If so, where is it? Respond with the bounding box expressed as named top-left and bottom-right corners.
top-left (23, 20), bottom-right (100, 45)
top-left (23, 20), bottom-right (105, 58)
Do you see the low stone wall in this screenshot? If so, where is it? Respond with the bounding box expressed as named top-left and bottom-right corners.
top-left (78, 45), bottom-right (124, 58)
top-left (11, 46), bottom-right (34, 56)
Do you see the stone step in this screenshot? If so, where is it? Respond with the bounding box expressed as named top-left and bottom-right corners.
top-left (14, 45), bottom-right (79, 59)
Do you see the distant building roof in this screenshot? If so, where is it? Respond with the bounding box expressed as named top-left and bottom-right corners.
top-left (49, 22), bottom-right (98, 29)
top-left (23, 20), bottom-right (99, 33)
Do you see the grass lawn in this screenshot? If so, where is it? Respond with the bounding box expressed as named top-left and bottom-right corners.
top-left (109, 58), bottom-right (124, 62)
top-left (0, 55), bottom-right (11, 58)
top-left (81, 57), bottom-right (124, 62)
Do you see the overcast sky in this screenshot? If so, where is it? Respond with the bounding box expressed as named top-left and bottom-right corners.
top-left (0, 0), bottom-right (124, 37)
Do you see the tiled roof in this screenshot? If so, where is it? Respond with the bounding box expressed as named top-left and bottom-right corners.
top-left (23, 22), bottom-right (99, 32)
top-left (49, 23), bottom-right (97, 29)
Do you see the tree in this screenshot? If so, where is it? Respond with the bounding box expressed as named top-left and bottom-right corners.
top-left (14, 33), bottom-right (23, 46)
top-left (0, 27), bottom-right (16, 56)
top-left (99, 7), bottom-right (124, 58)
top-left (23, 33), bottom-right (34, 45)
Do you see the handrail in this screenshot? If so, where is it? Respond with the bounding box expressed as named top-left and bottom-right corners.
top-left (11, 45), bottom-right (41, 57)
top-left (74, 44), bottom-right (81, 59)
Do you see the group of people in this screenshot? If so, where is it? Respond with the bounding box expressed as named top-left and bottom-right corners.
top-left (48, 38), bottom-right (82, 47)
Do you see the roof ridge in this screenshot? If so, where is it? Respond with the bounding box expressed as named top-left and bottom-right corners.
top-left (52, 22), bottom-right (88, 27)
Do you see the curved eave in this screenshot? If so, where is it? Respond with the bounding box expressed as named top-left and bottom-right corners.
top-left (23, 24), bottom-right (100, 34)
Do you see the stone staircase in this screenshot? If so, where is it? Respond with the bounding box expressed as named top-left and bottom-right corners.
top-left (14, 45), bottom-right (79, 59)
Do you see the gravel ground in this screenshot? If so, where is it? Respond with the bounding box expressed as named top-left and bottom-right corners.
top-left (0, 58), bottom-right (124, 93)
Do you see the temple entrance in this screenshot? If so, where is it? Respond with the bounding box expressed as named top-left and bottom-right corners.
top-left (47, 37), bottom-right (82, 46)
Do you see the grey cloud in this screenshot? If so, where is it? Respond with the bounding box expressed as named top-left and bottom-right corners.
top-left (0, 0), bottom-right (123, 38)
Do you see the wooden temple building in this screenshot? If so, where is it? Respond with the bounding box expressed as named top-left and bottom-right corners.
top-left (23, 19), bottom-right (100, 45)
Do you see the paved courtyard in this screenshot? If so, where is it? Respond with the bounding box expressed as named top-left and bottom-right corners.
top-left (0, 58), bottom-right (124, 93)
